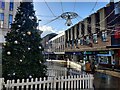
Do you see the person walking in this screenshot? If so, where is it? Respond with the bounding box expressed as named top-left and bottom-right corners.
top-left (90, 61), bottom-right (95, 74)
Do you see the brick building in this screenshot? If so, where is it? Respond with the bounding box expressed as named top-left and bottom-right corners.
top-left (65, 1), bottom-right (120, 69)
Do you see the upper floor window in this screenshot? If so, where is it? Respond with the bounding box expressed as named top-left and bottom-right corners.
top-left (9, 2), bottom-right (14, 11)
top-left (75, 38), bottom-right (78, 46)
top-left (93, 34), bottom-right (98, 44)
top-left (102, 31), bottom-right (107, 42)
top-left (86, 36), bottom-right (90, 45)
top-left (68, 41), bottom-right (70, 47)
top-left (9, 14), bottom-right (13, 28)
top-left (80, 38), bottom-right (83, 45)
top-left (0, 13), bottom-right (4, 28)
top-left (0, 0), bottom-right (5, 9)
top-left (72, 39), bottom-right (74, 47)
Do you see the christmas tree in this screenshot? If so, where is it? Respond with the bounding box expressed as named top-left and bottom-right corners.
top-left (2, 2), bottom-right (47, 80)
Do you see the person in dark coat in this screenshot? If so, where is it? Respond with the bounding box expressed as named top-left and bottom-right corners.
top-left (90, 61), bottom-right (95, 74)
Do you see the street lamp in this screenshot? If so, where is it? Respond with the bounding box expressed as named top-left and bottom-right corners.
top-left (38, 19), bottom-right (41, 27)
top-left (37, 19), bottom-right (43, 35)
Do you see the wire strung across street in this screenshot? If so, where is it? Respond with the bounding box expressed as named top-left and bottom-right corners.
top-left (44, 0), bottom-right (56, 17)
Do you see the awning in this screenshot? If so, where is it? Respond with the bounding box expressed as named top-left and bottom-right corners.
top-left (42, 52), bottom-right (54, 54)
top-left (54, 52), bottom-right (65, 54)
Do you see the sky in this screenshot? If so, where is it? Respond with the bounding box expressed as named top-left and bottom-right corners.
top-left (33, 1), bottom-right (111, 37)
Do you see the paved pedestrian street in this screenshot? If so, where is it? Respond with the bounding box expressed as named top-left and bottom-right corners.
top-left (94, 72), bottom-right (120, 89)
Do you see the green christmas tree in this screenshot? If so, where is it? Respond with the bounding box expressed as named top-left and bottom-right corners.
top-left (2, 2), bottom-right (47, 80)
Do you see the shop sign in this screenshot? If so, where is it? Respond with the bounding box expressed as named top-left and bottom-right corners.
top-left (97, 51), bottom-right (112, 56)
top-left (65, 52), bottom-right (83, 55)
top-left (84, 51), bottom-right (95, 55)
top-left (97, 51), bottom-right (109, 54)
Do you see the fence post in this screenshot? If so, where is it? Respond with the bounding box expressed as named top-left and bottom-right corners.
top-left (0, 78), bottom-right (3, 90)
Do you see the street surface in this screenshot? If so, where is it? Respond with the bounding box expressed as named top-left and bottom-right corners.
top-left (94, 72), bottom-right (120, 89)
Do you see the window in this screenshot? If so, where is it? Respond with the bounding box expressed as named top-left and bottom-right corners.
top-left (72, 40), bottom-right (74, 47)
top-left (68, 41), bottom-right (70, 47)
top-left (86, 36), bottom-right (90, 44)
top-left (9, 2), bottom-right (14, 11)
top-left (9, 14), bottom-right (13, 28)
top-left (102, 31), bottom-right (107, 42)
top-left (0, 0), bottom-right (5, 9)
top-left (0, 13), bottom-right (4, 28)
top-left (80, 38), bottom-right (83, 45)
top-left (115, 3), bottom-right (120, 15)
top-left (93, 34), bottom-right (98, 43)
top-left (75, 38), bottom-right (78, 47)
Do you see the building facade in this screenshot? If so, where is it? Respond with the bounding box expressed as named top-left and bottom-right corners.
top-left (41, 33), bottom-right (57, 59)
top-left (0, 0), bottom-right (23, 48)
top-left (48, 32), bottom-right (65, 60)
top-left (65, 1), bottom-right (120, 68)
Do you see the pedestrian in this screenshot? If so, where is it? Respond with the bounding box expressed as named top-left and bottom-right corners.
top-left (90, 61), bottom-right (95, 74)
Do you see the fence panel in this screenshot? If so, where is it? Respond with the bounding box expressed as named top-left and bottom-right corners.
top-left (1, 74), bottom-right (94, 89)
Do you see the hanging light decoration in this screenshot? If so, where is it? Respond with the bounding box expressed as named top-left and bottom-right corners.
top-left (61, 12), bottom-right (78, 26)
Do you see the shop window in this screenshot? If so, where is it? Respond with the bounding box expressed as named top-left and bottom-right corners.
top-left (9, 2), bottom-right (14, 11)
top-left (0, 0), bottom-right (5, 9)
top-left (86, 36), bottom-right (90, 45)
top-left (0, 13), bottom-right (4, 28)
top-left (93, 34), bottom-right (98, 44)
top-left (9, 14), bottom-right (13, 28)
top-left (98, 56), bottom-right (108, 64)
top-left (102, 31), bottom-right (107, 42)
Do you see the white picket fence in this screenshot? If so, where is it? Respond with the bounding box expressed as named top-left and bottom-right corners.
top-left (0, 74), bottom-right (94, 89)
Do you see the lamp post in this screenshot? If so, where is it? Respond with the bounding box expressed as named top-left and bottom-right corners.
top-left (38, 19), bottom-right (41, 29)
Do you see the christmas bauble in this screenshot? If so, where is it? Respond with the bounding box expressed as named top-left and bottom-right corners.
top-left (27, 31), bottom-right (31, 35)
top-left (7, 51), bottom-right (11, 55)
top-left (14, 40), bottom-right (18, 44)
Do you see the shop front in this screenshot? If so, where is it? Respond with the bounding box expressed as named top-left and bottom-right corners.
top-left (96, 50), bottom-right (115, 68)
top-left (83, 51), bottom-right (96, 63)
top-left (65, 52), bottom-right (83, 62)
